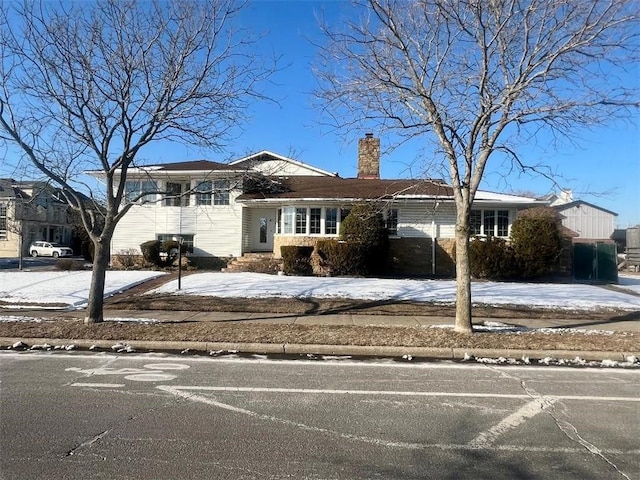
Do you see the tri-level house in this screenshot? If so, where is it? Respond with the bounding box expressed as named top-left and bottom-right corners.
top-left (104, 134), bottom-right (546, 275)
top-left (0, 179), bottom-right (74, 257)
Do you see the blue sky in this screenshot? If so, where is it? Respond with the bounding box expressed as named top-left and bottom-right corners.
top-left (2, 0), bottom-right (638, 227)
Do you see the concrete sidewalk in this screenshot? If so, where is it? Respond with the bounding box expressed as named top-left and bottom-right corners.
top-left (4, 307), bottom-right (639, 332)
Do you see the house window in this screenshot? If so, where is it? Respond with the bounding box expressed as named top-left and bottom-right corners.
top-left (295, 207), bottom-right (307, 234)
top-left (156, 233), bottom-right (194, 249)
top-left (195, 181), bottom-right (212, 206)
top-left (470, 210), bottom-right (482, 236)
top-left (213, 180), bottom-right (230, 205)
top-left (471, 209), bottom-right (510, 237)
top-left (124, 180), bottom-right (157, 203)
top-left (310, 208), bottom-right (321, 234)
top-left (277, 206), bottom-right (350, 237)
top-left (164, 182), bottom-right (191, 207)
top-left (385, 209), bottom-right (398, 236)
top-left (497, 210), bottom-right (509, 236)
top-left (0, 203), bottom-right (7, 240)
top-left (276, 208), bottom-right (282, 234)
top-left (325, 208), bottom-right (337, 234)
top-left (195, 179), bottom-right (230, 206)
top-left (483, 210), bottom-right (495, 237)
top-left (283, 207), bottom-right (295, 234)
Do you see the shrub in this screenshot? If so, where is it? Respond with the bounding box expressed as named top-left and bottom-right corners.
top-left (55, 259), bottom-right (86, 271)
top-left (281, 246), bottom-right (314, 276)
top-left (140, 239), bottom-right (193, 268)
top-left (510, 207), bottom-right (563, 279)
top-left (187, 256), bottom-right (229, 271)
top-left (468, 236), bottom-right (517, 280)
top-left (316, 239), bottom-right (367, 276)
top-left (140, 240), bottom-right (163, 266)
top-left (112, 249), bottom-right (144, 270)
top-left (339, 202), bottom-right (388, 274)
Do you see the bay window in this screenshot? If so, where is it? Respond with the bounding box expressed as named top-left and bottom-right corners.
top-left (277, 206), bottom-right (351, 236)
top-left (470, 209), bottom-right (510, 237)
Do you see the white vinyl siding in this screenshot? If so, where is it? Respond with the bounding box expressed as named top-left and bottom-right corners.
top-left (556, 203), bottom-right (616, 239)
top-left (112, 190), bottom-right (243, 258)
top-left (398, 203), bottom-right (457, 238)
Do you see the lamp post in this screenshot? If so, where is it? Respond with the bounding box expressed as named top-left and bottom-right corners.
top-left (173, 236), bottom-right (184, 290)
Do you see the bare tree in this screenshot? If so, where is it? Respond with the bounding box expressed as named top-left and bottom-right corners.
top-left (315, 0), bottom-right (639, 332)
top-left (0, 0), bottom-right (275, 323)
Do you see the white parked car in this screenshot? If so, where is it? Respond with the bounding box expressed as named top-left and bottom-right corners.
top-left (29, 241), bottom-right (74, 258)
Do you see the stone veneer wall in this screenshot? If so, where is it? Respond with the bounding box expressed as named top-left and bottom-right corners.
top-left (275, 234), bottom-right (456, 277)
top-left (387, 238), bottom-right (455, 277)
top-left (357, 134), bottom-right (380, 179)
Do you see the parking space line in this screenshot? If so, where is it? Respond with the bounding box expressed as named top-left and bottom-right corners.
top-left (71, 382), bottom-right (125, 388)
top-left (158, 385), bottom-right (639, 455)
top-left (468, 398), bottom-right (554, 448)
top-left (159, 386), bottom-right (640, 402)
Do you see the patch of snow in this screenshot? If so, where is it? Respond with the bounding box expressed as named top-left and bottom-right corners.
top-left (105, 317), bottom-right (159, 324)
top-left (146, 272), bottom-right (640, 311)
top-left (11, 341), bottom-right (27, 349)
top-left (111, 342), bottom-right (135, 353)
top-left (0, 315), bottom-right (43, 323)
top-left (0, 271), bottom-right (165, 308)
top-left (618, 274), bottom-right (640, 295)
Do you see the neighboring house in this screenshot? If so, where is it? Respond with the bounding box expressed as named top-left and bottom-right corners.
top-left (103, 134), bottom-right (546, 275)
top-left (0, 179), bottom-right (74, 257)
top-left (544, 190), bottom-right (617, 241)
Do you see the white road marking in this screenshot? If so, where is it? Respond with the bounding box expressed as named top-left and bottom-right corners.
top-left (158, 385), bottom-right (640, 455)
top-left (71, 382), bottom-right (125, 388)
top-left (468, 398), bottom-right (555, 448)
top-left (124, 373), bottom-right (177, 382)
top-left (143, 363), bottom-right (190, 370)
top-left (158, 385), bottom-right (640, 402)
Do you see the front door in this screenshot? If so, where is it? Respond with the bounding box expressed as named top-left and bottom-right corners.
top-left (251, 209), bottom-right (276, 252)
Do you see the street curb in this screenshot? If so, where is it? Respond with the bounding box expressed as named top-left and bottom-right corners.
top-left (2, 337), bottom-right (637, 362)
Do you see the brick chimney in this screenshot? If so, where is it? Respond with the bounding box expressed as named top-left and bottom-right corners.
top-left (357, 133), bottom-right (380, 179)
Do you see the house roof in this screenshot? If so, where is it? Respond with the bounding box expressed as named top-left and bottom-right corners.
top-left (230, 151), bottom-right (337, 177)
top-left (552, 200), bottom-right (618, 216)
top-left (0, 178), bottom-right (19, 199)
top-left (147, 160), bottom-right (239, 172)
top-left (238, 176), bottom-right (453, 201)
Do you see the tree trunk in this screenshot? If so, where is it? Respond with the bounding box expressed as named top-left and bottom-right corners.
top-left (84, 239), bottom-right (110, 324)
top-left (454, 209), bottom-right (473, 334)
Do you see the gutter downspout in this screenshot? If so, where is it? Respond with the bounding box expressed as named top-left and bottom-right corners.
top-left (432, 201), bottom-right (440, 275)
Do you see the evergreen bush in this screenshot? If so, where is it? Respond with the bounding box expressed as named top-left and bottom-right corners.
top-left (510, 207), bottom-right (563, 279)
top-left (316, 239), bottom-right (367, 276)
top-left (140, 240), bottom-right (163, 266)
top-left (281, 245), bottom-right (314, 276)
top-left (468, 236), bottom-right (517, 280)
top-left (339, 202), bottom-right (388, 274)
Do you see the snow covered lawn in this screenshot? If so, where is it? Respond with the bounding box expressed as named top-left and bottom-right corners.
top-left (0, 271), bottom-right (165, 308)
top-left (148, 272), bottom-right (640, 312)
top-left (2, 270), bottom-right (638, 312)
top-left (618, 274), bottom-right (640, 295)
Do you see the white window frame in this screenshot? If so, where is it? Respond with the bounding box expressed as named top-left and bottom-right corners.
top-left (470, 209), bottom-right (510, 237)
top-left (124, 180), bottom-right (157, 204)
top-left (277, 206), bottom-right (352, 237)
top-left (385, 208), bottom-right (399, 237)
top-left (0, 202), bottom-right (7, 240)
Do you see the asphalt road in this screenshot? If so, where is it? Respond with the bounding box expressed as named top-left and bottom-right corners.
top-left (1, 352), bottom-right (638, 480)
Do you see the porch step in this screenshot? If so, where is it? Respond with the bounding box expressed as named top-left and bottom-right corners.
top-left (223, 253), bottom-right (282, 273)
